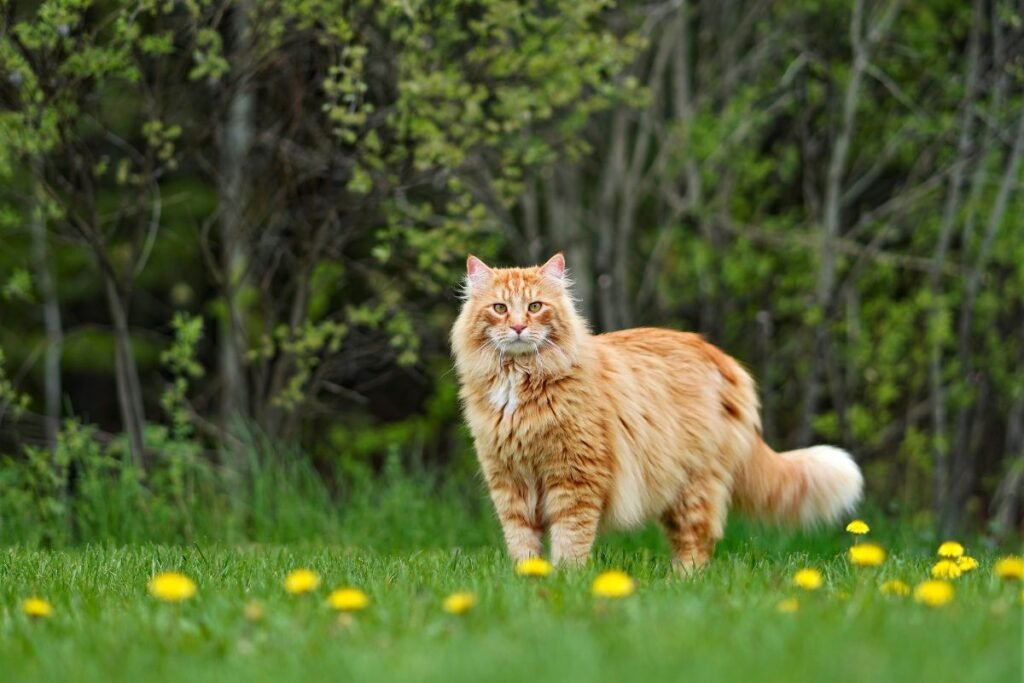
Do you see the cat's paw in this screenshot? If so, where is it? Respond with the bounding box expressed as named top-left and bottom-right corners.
top-left (671, 557), bottom-right (709, 578)
top-left (551, 554), bottom-right (589, 569)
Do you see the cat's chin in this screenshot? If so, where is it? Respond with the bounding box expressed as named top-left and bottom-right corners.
top-left (500, 340), bottom-right (539, 355)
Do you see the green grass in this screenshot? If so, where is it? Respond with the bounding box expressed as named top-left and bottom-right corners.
top-left (1, 522), bottom-right (1021, 683)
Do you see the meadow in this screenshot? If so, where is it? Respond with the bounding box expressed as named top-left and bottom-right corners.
top-left (3, 2), bottom-right (1022, 681)
top-left (2, 478), bottom-right (1021, 683)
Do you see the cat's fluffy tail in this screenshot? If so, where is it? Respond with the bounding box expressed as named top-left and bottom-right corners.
top-left (733, 439), bottom-right (863, 526)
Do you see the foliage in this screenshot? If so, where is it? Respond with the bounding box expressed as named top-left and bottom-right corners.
top-left (0, 349), bottom-right (31, 421)
top-left (0, 0), bottom-right (1022, 538)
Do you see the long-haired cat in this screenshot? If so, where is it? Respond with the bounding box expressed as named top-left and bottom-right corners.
top-left (451, 253), bottom-right (863, 571)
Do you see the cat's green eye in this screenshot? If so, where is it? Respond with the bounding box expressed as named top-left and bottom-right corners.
top-left (528, 302), bottom-right (542, 313)
top-left (493, 303), bottom-right (507, 314)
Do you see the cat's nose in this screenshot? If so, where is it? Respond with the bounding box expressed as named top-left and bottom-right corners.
top-left (510, 323), bottom-right (527, 335)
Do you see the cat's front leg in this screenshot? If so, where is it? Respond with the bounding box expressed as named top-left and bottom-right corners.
top-left (545, 476), bottom-right (604, 567)
top-left (482, 463), bottom-right (543, 561)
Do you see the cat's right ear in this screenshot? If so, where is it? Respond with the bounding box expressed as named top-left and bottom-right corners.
top-left (466, 255), bottom-right (493, 291)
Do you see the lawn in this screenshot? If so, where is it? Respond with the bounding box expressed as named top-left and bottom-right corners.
top-left (1, 519), bottom-right (1020, 683)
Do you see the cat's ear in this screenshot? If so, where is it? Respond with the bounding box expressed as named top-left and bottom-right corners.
top-left (539, 253), bottom-right (565, 283)
top-left (466, 255), bottom-right (493, 290)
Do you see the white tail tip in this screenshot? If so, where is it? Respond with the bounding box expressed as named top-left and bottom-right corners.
top-left (785, 445), bottom-right (864, 526)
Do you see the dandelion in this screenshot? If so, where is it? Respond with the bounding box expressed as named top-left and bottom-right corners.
top-left (21, 597), bottom-right (53, 618)
top-left (994, 556), bottom-right (1024, 580)
top-left (848, 543), bottom-right (886, 567)
top-left (931, 560), bottom-right (962, 580)
top-left (879, 580), bottom-right (910, 597)
top-left (776, 598), bottom-right (799, 613)
top-left (148, 572), bottom-right (197, 602)
top-left (284, 569), bottom-right (320, 595)
top-left (515, 558), bottom-right (553, 578)
top-left (327, 588), bottom-right (370, 612)
top-left (591, 570), bottom-right (635, 598)
top-left (792, 568), bottom-right (823, 591)
top-left (957, 556), bottom-right (979, 573)
top-left (442, 592), bottom-right (476, 615)
top-left (937, 541), bottom-right (964, 559)
top-left (913, 580), bottom-right (954, 607)
top-left (845, 520), bottom-right (870, 535)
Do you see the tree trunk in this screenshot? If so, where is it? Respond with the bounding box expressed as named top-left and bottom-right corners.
top-left (29, 171), bottom-right (63, 451)
top-left (595, 108), bottom-right (629, 331)
top-left (929, 0), bottom-right (981, 525)
top-left (219, 0), bottom-right (255, 463)
top-left (992, 320), bottom-right (1024, 536)
top-left (800, 0), bottom-right (866, 445)
top-left (102, 271), bottom-right (146, 467)
top-left (799, 0), bottom-right (901, 445)
top-left (544, 167), bottom-right (594, 321)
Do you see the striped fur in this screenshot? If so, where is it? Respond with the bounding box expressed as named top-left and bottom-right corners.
top-left (451, 254), bottom-right (863, 570)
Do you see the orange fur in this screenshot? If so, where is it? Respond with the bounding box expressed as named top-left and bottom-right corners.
top-left (451, 254), bottom-right (863, 570)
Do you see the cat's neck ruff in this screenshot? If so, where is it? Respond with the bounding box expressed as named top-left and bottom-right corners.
top-left (482, 336), bottom-right (585, 383)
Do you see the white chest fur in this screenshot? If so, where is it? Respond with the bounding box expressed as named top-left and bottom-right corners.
top-left (489, 372), bottom-right (520, 415)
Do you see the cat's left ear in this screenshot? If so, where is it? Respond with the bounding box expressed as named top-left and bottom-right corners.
top-left (539, 253), bottom-right (565, 283)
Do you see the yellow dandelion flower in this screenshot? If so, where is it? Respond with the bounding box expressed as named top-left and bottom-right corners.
top-left (832, 589), bottom-right (851, 601)
top-left (284, 569), bottom-right (320, 595)
top-left (848, 542), bottom-right (886, 567)
top-left (21, 597), bottom-right (54, 618)
top-left (148, 572), bottom-right (197, 602)
top-left (931, 560), bottom-right (962, 580)
top-left (956, 556), bottom-right (979, 573)
top-left (244, 601), bottom-right (265, 622)
top-left (776, 597), bottom-right (799, 613)
top-left (994, 556), bottom-right (1024, 580)
top-left (913, 580), bottom-right (954, 607)
top-left (845, 520), bottom-right (870, 535)
top-left (792, 568), bottom-right (823, 591)
top-left (442, 592), bottom-right (476, 615)
top-left (591, 570), bottom-right (635, 599)
top-left (515, 558), bottom-right (553, 578)
top-left (937, 541), bottom-right (964, 559)
top-left (879, 580), bottom-right (910, 597)
top-left (327, 588), bottom-right (370, 612)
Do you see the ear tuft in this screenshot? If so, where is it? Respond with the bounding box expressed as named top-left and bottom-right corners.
top-left (539, 253), bottom-right (565, 282)
top-left (466, 255), bottom-right (492, 290)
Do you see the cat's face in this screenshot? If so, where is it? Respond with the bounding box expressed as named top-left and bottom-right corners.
top-left (460, 254), bottom-right (571, 357)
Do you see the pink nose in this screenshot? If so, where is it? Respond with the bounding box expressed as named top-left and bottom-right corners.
top-left (510, 323), bottom-right (527, 334)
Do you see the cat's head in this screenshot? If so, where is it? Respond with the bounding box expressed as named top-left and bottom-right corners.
top-left (452, 253), bottom-right (585, 371)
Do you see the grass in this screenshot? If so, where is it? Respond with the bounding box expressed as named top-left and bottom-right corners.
top-left (1, 518), bottom-right (1021, 683)
top-left (1, 446), bottom-right (1020, 681)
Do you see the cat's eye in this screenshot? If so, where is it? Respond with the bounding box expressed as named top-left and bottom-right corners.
top-left (493, 303), bottom-right (507, 314)
top-left (528, 302), bottom-right (542, 313)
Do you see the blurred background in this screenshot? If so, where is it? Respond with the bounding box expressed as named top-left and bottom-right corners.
top-left (0, 0), bottom-right (1022, 547)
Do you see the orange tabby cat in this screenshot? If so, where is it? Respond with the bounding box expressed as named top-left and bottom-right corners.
top-left (451, 253), bottom-right (863, 571)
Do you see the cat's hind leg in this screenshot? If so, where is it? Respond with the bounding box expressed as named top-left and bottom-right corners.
top-left (660, 474), bottom-right (731, 575)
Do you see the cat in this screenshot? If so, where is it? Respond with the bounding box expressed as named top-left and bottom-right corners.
top-left (450, 253), bottom-right (863, 571)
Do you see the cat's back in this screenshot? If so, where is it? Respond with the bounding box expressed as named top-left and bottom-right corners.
top-left (596, 327), bottom-right (719, 363)
top-left (596, 327), bottom-right (702, 355)
top-left (593, 327), bottom-right (752, 394)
